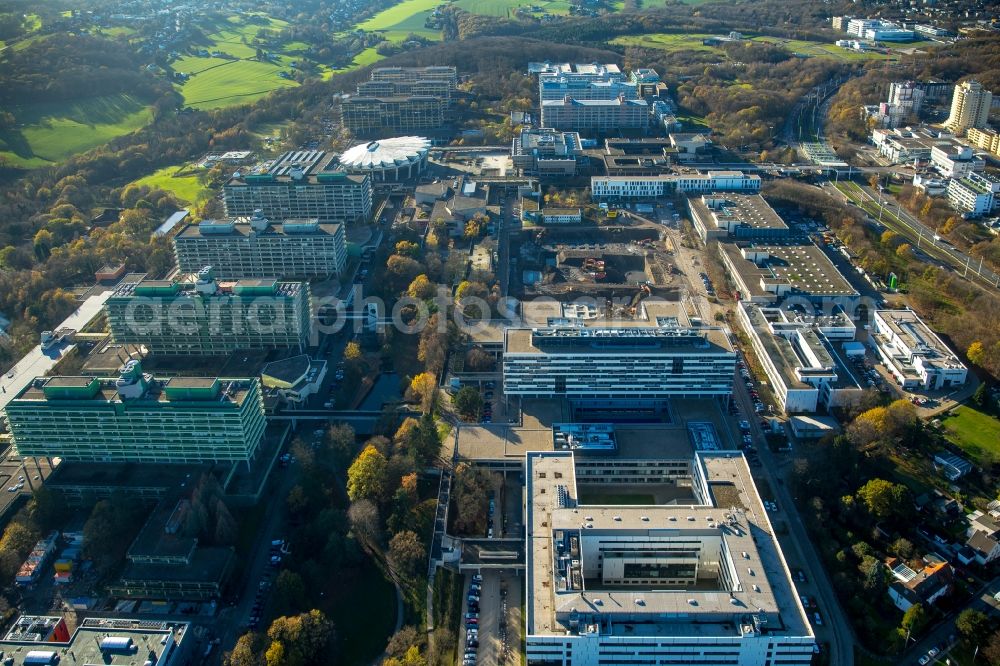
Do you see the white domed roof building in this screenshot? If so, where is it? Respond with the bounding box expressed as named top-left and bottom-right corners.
top-left (338, 136), bottom-right (432, 182)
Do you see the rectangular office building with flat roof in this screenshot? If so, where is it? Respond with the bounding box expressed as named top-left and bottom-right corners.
top-left (341, 96), bottom-right (447, 135)
top-left (223, 151), bottom-right (371, 223)
top-left (106, 268), bottom-right (311, 355)
top-left (503, 301), bottom-right (736, 402)
top-left (525, 450), bottom-right (815, 666)
top-left (541, 97), bottom-right (649, 135)
top-left (173, 212), bottom-right (346, 279)
top-left (4, 361), bottom-right (267, 465)
top-left (872, 309), bottom-right (967, 390)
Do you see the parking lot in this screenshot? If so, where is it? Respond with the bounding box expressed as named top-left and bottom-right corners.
top-left (460, 570), bottom-right (521, 666)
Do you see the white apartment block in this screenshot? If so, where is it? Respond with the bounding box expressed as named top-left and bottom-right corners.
top-left (947, 171), bottom-right (1000, 217)
top-left (871, 310), bottom-right (967, 391)
top-left (525, 451), bottom-right (815, 666)
top-left (591, 171), bottom-right (761, 200)
top-left (930, 143), bottom-right (985, 178)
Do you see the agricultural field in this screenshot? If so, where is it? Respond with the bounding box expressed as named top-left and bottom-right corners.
top-left (131, 164), bottom-right (210, 204)
top-left (941, 405), bottom-right (1000, 466)
top-left (0, 93), bottom-right (153, 168)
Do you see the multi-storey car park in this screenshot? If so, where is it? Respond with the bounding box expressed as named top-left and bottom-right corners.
top-left (525, 449), bottom-right (815, 665)
top-left (223, 151), bottom-right (372, 224)
top-left (688, 194), bottom-right (795, 243)
top-left (3, 360), bottom-right (267, 466)
top-left (718, 242), bottom-right (860, 305)
top-left (105, 268), bottom-right (311, 355)
top-left (871, 309), bottom-right (968, 390)
top-left (173, 212), bottom-right (347, 279)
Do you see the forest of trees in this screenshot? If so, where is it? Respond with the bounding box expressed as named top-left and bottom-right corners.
top-left (0, 34), bottom-right (170, 106)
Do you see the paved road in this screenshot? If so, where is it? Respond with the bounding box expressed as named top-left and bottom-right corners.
top-left (0, 291), bottom-right (113, 409)
top-left (829, 180), bottom-right (1000, 294)
top-left (733, 380), bottom-right (855, 666)
top-left (906, 575), bottom-right (1000, 665)
top-left (215, 454), bottom-right (299, 659)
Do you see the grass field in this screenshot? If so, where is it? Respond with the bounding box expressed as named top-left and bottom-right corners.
top-left (355, 0), bottom-right (443, 43)
top-left (0, 93), bottom-right (153, 168)
top-left (942, 405), bottom-right (1000, 465)
top-left (577, 492), bottom-right (656, 505)
top-left (131, 165), bottom-right (209, 203)
top-left (177, 58), bottom-right (299, 110)
top-left (611, 33), bottom-right (723, 53)
top-left (612, 32), bottom-right (894, 61)
top-left (751, 36), bottom-right (891, 61)
top-left (172, 14), bottom-right (309, 109)
top-left (453, 0), bottom-right (574, 16)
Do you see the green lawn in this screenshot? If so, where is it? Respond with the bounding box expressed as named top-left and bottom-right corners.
top-left (325, 47), bottom-right (386, 79)
top-left (354, 0), bottom-right (443, 44)
top-left (358, 0), bottom-right (443, 31)
top-left (170, 14), bottom-right (317, 109)
top-left (577, 492), bottom-right (656, 505)
top-left (453, 0), bottom-right (574, 16)
top-left (131, 165), bottom-right (209, 204)
top-left (0, 93), bottom-right (153, 168)
top-left (178, 58), bottom-right (298, 110)
top-left (942, 405), bottom-right (1000, 465)
top-left (750, 36), bottom-right (891, 61)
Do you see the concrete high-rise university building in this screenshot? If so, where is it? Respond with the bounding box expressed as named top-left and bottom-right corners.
top-left (944, 80), bottom-right (993, 134)
top-left (105, 267), bottom-right (311, 355)
top-left (223, 151), bottom-right (372, 224)
top-left (173, 212), bottom-right (347, 279)
top-left (4, 361), bottom-right (267, 465)
top-left (340, 96), bottom-right (446, 136)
